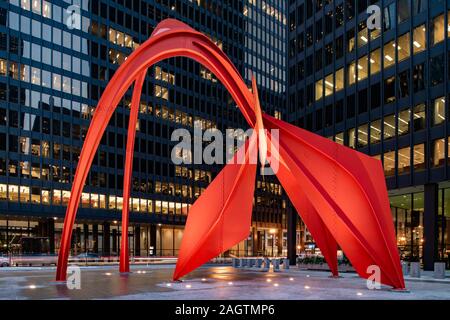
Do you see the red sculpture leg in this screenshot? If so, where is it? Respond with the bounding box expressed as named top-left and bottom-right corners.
top-left (263, 115), bottom-right (405, 289)
top-left (56, 19), bottom-right (257, 281)
top-left (120, 71), bottom-right (146, 273)
top-left (173, 133), bottom-right (258, 280)
top-left (251, 76), bottom-right (339, 276)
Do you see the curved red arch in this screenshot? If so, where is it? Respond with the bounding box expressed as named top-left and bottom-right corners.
top-left (55, 19), bottom-right (405, 289)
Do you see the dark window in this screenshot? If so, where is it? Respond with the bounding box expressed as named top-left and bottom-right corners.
top-left (384, 76), bottom-right (396, 104)
top-left (398, 70), bottom-right (410, 98)
top-left (358, 88), bottom-right (368, 114)
top-left (413, 63), bottom-right (425, 93)
top-left (336, 99), bottom-right (344, 123)
top-left (430, 54), bottom-right (445, 86)
top-left (325, 104), bottom-right (333, 127)
top-left (347, 94), bottom-right (355, 118)
top-left (370, 82), bottom-right (381, 110)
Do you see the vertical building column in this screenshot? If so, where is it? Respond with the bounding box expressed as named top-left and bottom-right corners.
top-left (277, 228), bottom-right (283, 256)
top-left (134, 225), bottom-right (141, 257)
top-left (150, 224), bottom-right (157, 256)
top-left (103, 222), bottom-right (110, 256)
top-left (83, 224), bottom-right (89, 253)
top-left (287, 208), bottom-right (297, 265)
top-left (252, 226), bottom-right (258, 256)
top-left (92, 224), bottom-right (98, 253)
top-left (112, 229), bottom-right (118, 254)
top-left (424, 183), bottom-right (439, 271)
top-left (47, 218), bottom-right (55, 254)
top-left (75, 227), bottom-right (81, 255)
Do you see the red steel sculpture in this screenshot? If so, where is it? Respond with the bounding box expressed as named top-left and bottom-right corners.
top-left (55, 19), bottom-right (405, 289)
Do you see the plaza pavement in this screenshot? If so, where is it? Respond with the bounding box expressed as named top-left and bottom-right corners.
top-left (0, 264), bottom-right (449, 300)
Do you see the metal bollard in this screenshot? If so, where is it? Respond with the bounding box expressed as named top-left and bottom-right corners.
top-left (272, 258), bottom-right (280, 272)
top-left (410, 262), bottom-right (421, 278)
top-left (256, 258), bottom-right (263, 268)
top-left (283, 258), bottom-right (290, 270)
top-left (262, 258), bottom-right (270, 272)
top-left (401, 261), bottom-right (409, 276)
top-left (434, 262), bottom-right (446, 279)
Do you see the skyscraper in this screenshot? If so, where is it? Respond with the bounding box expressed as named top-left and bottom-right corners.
top-left (288, 0), bottom-right (450, 269)
top-left (0, 0), bottom-right (287, 259)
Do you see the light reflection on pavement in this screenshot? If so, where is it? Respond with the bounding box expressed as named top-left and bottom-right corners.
top-left (0, 265), bottom-right (449, 300)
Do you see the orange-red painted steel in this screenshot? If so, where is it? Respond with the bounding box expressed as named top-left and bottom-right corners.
top-left (55, 19), bottom-right (405, 289)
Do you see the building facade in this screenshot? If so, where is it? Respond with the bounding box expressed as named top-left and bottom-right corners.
top-left (0, 0), bottom-right (288, 258)
top-left (288, 0), bottom-right (450, 269)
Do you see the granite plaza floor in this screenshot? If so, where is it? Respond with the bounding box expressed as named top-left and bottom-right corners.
top-left (0, 264), bottom-right (449, 300)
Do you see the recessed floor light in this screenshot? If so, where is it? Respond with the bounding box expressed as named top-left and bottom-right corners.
top-left (28, 285), bottom-right (37, 289)
top-left (185, 284), bottom-right (192, 288)
top-left (201, 278), bottom-right (207, 282)
top-left (166, 283), bottom-right (172, 287)
top-left (357, 292), bottom-right (363, 296)
top-left (289, 277), bottom-right (294, 281)
top-left (105, 273), bottom-right (112, 276)
top-left (266, 279), bottom-right (272, 283)
top-left (274, 283), bottom-right (279, 287)
top-left (304, 285), bottom-right (310, 289)
top-left (228, 282), bottom-right (233, 285)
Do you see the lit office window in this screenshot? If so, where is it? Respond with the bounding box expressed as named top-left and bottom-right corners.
top-left (433, 97), bottom-right (446, 126)
top-left (42, 1), bottom-right (51, 18)
top-left (370, 119), bottom-right (382, 144)
top-left (398, 146), bottom-right (411, 174)
top-left (370, 48), bottom-right (381, 75)
top-left (433, 138), bottom-right (445, 167)
top-left (448, 11), bottom-right (450, 37)
top-left (398, 109), bottom-right (411, 136)
top-left (324, 74), bottom-right (333, 97)
top-left (348, 128), bottom-right (356, 148)
top-left (109, 196), bottom-right (116, 210)
top-left (397, 32), bottom-right (410, 62)
top-left (348, 61), bottom-right (356, 86)
top-left (357, 23), bottom-right (368, 48)
top-left (413, 103), bottom-right (426, 131)
top-left (383, 150), bottom-right (396, 176)
top-left (357, 124), bottom-right (369, 148)
top-left (357, 55), bottom-right (368, 81)
top-left (21, 0), bottom-right (31, 10)
top-left (348, 29), bottom-right (355, 53)
top-left (413, 144), bottom-right (425, 171)
top-left (155, 85), bottom-right (169, 100)
top-left (384, 114), bottom-right (396, 140)
top-left (413, 24), bottom-right (426, 53)
top-left (41, 190), bottom-right (50, 205)
top-left (315, 79), bottom-right (323, 101)
top-left (384, 40), bottom-right (395, 68)
top-left (31, 0), bottom-right (41, 14)
top-left (335, 68), bottom-right (344, 92)
top-left (335, 132), bottom-right (344, 145)
top-left (432, 14), bottom-right (445, 45)
top-left (0, 59), bottom-right (6, 76)
top-left (155, 66), bottom-right (175, 84)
